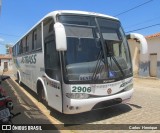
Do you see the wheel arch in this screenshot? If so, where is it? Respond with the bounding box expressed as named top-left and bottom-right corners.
top-left (36, 78), bottom-right (48, 102)
top-left (17, 70), bottom-right (21, 83)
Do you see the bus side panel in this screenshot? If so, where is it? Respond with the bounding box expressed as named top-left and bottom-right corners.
top-left (15, 52), bottom-right (44, 93)
top-left (43, 74), bottom-right (62, 112)
top-left (35, 52), bottom-right (45, 92)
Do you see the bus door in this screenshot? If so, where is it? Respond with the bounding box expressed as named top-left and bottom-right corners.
top-left (44, 34), bottom-right (62, 112)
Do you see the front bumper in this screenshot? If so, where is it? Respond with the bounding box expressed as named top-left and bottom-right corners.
top-left (63, 88), bottom-right (134, 114)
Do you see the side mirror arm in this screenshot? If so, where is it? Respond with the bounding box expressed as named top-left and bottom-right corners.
top-left (126, 33), bottom-right (148, 54)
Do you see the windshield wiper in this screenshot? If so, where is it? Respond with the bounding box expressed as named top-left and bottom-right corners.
top-left (92, 47), bottom-right (104, 80)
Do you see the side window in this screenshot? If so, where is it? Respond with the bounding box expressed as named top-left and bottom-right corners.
top-left (43, 18), bottom-right (53, 39)
top-left (19, 41), bottom-right (23, 54)
top-left (36, 24), bottom-right (42, 50)
top-left (26, 36), bottom-right (29, 52)
top-left (22, 38), bottom-right (26, 53)
top-left (31, 24), bottom-right (42, 51)
top-left (15, 45), bottom-right (17, 56)
top-left (14, 24), bottom-right (42, 55)
top-left (28, 32), bottom-right (32, 52)
top-left (43, 18), bottom-right (60, 80)
top-left (17, 43), bottom-right (19, 55)
top-left (44, 35), bottom-right (60, 80)
top-left (32, 30), bottom-right (37, 50)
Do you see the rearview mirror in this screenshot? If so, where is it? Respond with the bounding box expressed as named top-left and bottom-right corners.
top-left (54, 22), bottom-right (67, 51)
top-left (126, 33), bottom-right (148, 54)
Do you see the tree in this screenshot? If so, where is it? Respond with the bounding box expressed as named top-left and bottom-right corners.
top-left (5, 44), bottom-right (12, 55)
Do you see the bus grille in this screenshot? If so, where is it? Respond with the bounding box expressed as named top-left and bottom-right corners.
top-left (92, 98), bottom-right (122, 110)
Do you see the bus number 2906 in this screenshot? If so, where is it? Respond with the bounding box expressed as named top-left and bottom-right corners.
top-left (72, 86), bottom-right (92, 93)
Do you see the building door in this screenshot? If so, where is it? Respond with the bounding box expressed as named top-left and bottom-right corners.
top-left (150, 54), bottom-right (157, 77)
top-left (4, 62), bottom-right (8, 71)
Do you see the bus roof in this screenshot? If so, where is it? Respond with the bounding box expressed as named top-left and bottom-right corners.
top-left (14, 10), bottom-right (119, 45)
top-left (46, 10), bottom-right (119, 20)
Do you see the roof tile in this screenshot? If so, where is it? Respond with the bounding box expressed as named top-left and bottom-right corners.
top-left (145, 32), bottom-right (160, 39)
top-left (0, 55), bottom-right (12, 59)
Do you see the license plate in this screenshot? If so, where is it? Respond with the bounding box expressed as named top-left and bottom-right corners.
top-left (0, 108), bottom-right (10, 120)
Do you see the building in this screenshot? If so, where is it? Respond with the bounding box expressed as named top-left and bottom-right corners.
top-left (146, 33), bottom-right (160, 78)
top-left (0, 54), bottom-right (13, 72)
top-left (0, 45), bottom-right (13, 73)
top-left (128, 32), bottom-right (160, 78)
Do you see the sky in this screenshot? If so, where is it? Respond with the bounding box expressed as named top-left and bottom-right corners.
top-left (0, 0), bottom-right (160, 54)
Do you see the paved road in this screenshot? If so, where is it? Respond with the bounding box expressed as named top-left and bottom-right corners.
top-left (0, 76), bottom-right (61, 133)
top-left (1, 74), bottom-right (160, 133)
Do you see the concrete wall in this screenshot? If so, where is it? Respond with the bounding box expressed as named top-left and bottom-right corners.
top-left (147, 37), bottom-right (160, 78)
top-left (128, 36), bottom-right (160, 78)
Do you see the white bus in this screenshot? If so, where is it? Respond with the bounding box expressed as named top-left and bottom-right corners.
top-left (12, 10), bottom-right (147, 114)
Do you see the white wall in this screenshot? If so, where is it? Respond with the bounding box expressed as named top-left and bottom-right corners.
top-left (146, 37), bottom-right (160, 78)
top-left (147, 37), bottom-right (160, 59)
top-left (128, 36), bottom-right (160, 78)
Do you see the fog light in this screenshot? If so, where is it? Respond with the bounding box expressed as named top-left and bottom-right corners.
top-left (69, 106), bottom-right (74, 110)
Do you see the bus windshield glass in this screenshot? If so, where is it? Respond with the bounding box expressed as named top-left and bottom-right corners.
top-left (59, 15), bottom-right (132, 83)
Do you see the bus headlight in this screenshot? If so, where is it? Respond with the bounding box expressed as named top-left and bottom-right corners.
top-left (66, 93), bottom-right (89, 99)
top-left (124, 84), bottom-right (133, 91)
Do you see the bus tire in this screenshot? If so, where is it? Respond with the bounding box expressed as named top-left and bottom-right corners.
top-left (37, 81), bottom-right (47, 106)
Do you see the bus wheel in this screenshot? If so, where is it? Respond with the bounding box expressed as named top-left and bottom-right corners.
top-left (38, 83), bottom-right (47, 106)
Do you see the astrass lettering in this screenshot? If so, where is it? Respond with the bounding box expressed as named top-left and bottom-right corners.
top-left (21, 54), bottom-right (37, 64)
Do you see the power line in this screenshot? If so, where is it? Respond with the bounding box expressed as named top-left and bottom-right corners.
top-left (124, 15), bottom-right (160, 29)
top-left (114, 0), bottom-right (154, 17)
top-left (125, 23), bottom-right (160, 33)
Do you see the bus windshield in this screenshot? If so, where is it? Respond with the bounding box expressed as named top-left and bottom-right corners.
top-left (59, 15), bottom-right (132, 83)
